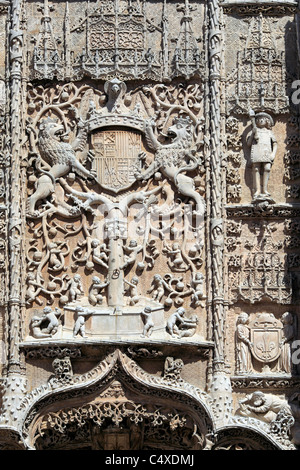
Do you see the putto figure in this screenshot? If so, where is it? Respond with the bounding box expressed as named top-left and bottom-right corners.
top-left (166, 307), bottom-right (198, 338)
top-left (121, 239), bottom-right (143, 270)
top-left (247, 110), bottom-right (277, 203)
top-left (88, 276), bottom-right (109, 306)
top-left (141, 306), bottom-right (155, 338)
top-left (30, 306), bottom-right (62, 338)
top-left (68, 274), bottom-right (84, 302)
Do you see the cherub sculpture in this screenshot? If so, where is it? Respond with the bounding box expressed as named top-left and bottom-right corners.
top-left (91, 239), bottom-right (110, 270)
top-left (141, 306), bottom-right (155, 338)
top-left (124, 276), bottom-right (140, 306)
top-left (30, 306), bottom-right (62, 338)
top-left (166, 307), bottom-right (198, 338)
top-left (88, 276), bottom-right (109, 306)
top-left (121, 239), bottom-right (143, 270)
top-left (68, 274), bottom-right (84, 302)
top-left (190, 272), bottom-right (205, 307)
top-left (73, 306), bottom-right (94, 338)
top-left (163, 241), bottom-right (187, 271)
top-left (147, 274), bottom-right (165, 303)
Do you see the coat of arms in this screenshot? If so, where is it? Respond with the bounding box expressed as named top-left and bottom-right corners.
top-left (91, 129), bottom-right (142, 192)
top-left (249, 313), bottom-right (282, 363)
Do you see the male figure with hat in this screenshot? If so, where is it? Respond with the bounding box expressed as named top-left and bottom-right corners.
top-left (247, 110), bottom-right (277, 202)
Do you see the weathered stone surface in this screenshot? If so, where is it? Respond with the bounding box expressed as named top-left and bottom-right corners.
top-left (0, 0), bottom-right (299, 451)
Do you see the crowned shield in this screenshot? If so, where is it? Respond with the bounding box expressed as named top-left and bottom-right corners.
top-left (91, 129), bottom-right (142, 193)
top-left (249, 313), bottom-right (282, 363)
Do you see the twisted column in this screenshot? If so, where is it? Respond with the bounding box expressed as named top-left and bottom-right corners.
top-left (0, 0), bottom-right (28, 429)
top-left (208, 0), bottom-right (225, 369)
top-left (8, 0), bottom-right (24, 371)
top-left (207, 0), bottom-right (232, 423)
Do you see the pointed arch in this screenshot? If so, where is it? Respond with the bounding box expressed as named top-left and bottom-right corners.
top-left (18, 349), bottom-right (216, 449)
top-left (213, 425), bottom-right (286, 450)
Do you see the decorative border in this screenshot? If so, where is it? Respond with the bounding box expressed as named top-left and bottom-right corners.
top-left (231, 375), bottom-right (300, 391)
top-left (222, 0), bottom-right (297, 16)
top-left (226, 204), bottom-right (300, 219)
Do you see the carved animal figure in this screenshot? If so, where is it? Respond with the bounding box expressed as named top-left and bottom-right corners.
top-left (103, 78), bottom-right (129, 114)
top-left (27, 118), bottom-right (95, 215)
top-left (135, 116), bottom-right (205, 215)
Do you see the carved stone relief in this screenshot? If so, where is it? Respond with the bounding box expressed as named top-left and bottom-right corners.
top-left (226, 220), bottom-right (292, 305)
top-left (226, 13), bottom-right (290, 116)
top-left (235, 311), bottom-right (296, 376)
top-left (236, 391), bottom-right (295, 448)
top-left (0, 0), bottom-right (299, 452)
top-left (26, 0), bottom-right (205, 83)
top-left (23, 77), bottom-right (208, 344)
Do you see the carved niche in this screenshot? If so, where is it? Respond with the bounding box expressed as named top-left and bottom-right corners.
top-left (226, 220), bottom-right (292, 305)
top-left (235, 311), bottom-right (296, 375)
top-left (226, 13), bottom-right (289, 116)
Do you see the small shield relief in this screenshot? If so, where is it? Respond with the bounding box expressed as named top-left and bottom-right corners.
top-left (249, 313), bottom-right (282, 363)
top-left (91, 129), bottom-right (143, 193)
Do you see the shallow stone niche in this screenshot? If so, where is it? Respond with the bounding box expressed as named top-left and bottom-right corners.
top-left (227, 304), bottom-right (300, 378)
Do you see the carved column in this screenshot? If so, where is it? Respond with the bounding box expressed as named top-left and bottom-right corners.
top-left (0, 0), bottom-right (27, 425)
top-left (207, 0), bottom-right (232, 421)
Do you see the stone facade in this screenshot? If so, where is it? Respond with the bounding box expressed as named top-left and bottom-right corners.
top-left (0, 0), bottom-right (299, 450)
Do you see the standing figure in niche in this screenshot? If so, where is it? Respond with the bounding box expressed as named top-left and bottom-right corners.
top-left (235, 312), bottom-right (253, 374)
top-left (247, 110), bottom-right (277, 202)
top-left (278, 311), bottom-right (295, 374)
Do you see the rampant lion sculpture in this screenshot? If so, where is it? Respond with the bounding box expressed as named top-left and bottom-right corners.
top-left (27, 118), bottom-right (95, 215)
top-left (135, 116), bottom-right (205, 216)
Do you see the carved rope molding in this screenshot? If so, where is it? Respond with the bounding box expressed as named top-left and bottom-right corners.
top-left (0, 0), bottom-right (29, 428)
top-left (17, 349), bottom-right (216, 444)
top-left (7, 0), bottom-right (27, 371)
top-left (209, 0), bottom-right (225, 370)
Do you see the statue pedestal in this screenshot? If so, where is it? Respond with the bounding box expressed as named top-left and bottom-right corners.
top-left (63, 297), bottom-right (165, 338)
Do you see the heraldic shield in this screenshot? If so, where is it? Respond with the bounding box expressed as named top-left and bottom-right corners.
top-left (91, 128), bottom-right (143, 193)
top-left (249, 313), bottom-right (282, 363)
